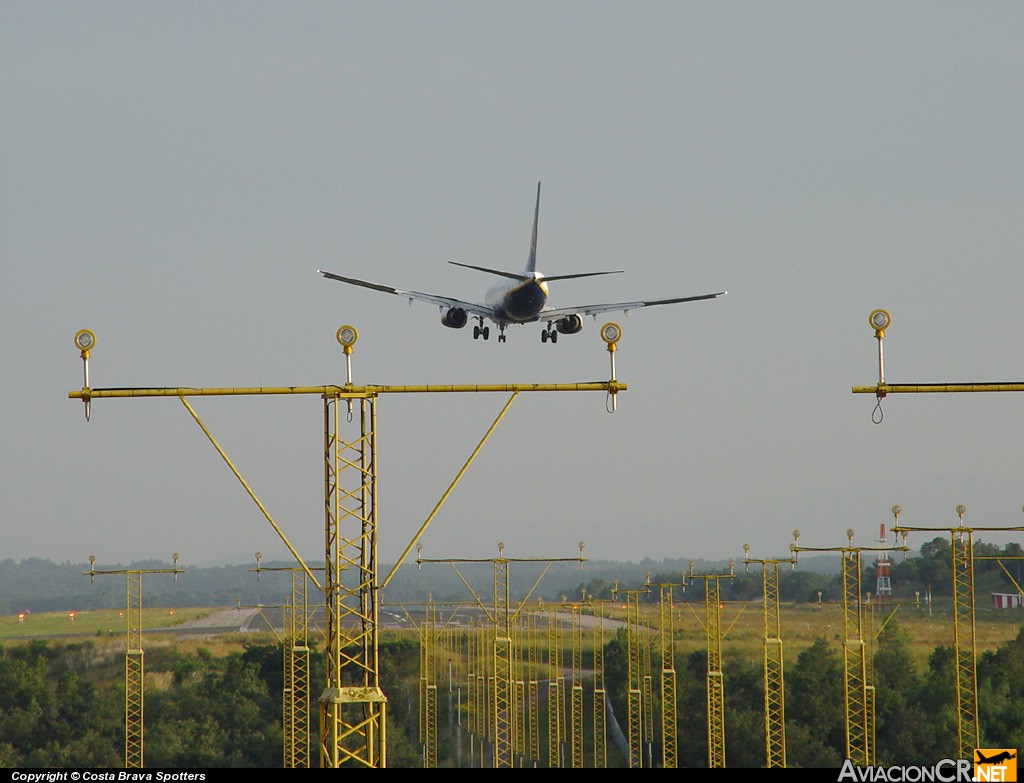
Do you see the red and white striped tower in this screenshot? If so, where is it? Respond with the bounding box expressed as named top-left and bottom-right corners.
top-left (875, 523), bottom-right (892, 602)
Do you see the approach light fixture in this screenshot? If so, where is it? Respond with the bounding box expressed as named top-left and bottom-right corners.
top-left (336, 325), bottom-right (358, 348)
top-left (74, 329), bottom-right (96, 353)
top-left (869, 309), bottom-right (890, 332)
top-left (600, 322), bottom-right (622, 346)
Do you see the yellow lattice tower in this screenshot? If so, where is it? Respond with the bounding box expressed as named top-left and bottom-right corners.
top-left (512, 609), bottom-right (526, 762)
top-left (422, 598), bottom-right (439, 767)
top-left (588, 597), bottom-right (609, 769)
top-left (84, 554), bottom-right (184, 769)
top-left (891, 504), bottom-right (1024, 759)
top-left (417, 542), bottom-right (585, 768)
top-left (476, 620), bottom-right (490, 762)
top-left (390, 594), bottom-right (473, 767)
top-left (642, 605), bottom-right (655, 760)
top-left (526, 607), bottom-right (541, 763)
top-left (70, 327), bottom-right (623, 768)
top-left (560, 582), bottom-right (591, 768)
top-left (546, 598), bottom-right (565, 767)
top-left (790, 527), bottom-right (908, 766)
top-left (742, 544), bottom-right (797, 768)
top-left (284, 568), bottom-right (312, 768)
top-left (684, 560), bottom-right (736, 768)
top-left (464, 618), bottom-right (488, 766)
top-left (250, 552), bottom-right (317, 769)
top-left (612, 575), bottom-right (652, 768)
top-left (647, 577), bottom-right (685, 768)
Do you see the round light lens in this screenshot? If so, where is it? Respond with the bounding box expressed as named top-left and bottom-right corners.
top-left (74, 329), bottom-right (96, 351)
top-left (336, 325), bottom-right (358, 346)
top-left (869, 309), bottom-right (890, 330)
top-left (601, 322), bottom-right (621, 344)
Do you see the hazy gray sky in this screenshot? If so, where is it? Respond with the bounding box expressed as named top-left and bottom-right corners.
top-left (4, 2), bottom-right (1024, 569)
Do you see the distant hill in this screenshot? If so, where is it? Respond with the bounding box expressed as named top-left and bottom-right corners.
top-left (0, 554), bottom-right (844, 613)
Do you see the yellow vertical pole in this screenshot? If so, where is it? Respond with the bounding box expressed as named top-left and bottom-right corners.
top-left (951, 526), bottom-right (979, 757)
top-left (655, 583), bottom-right (680, 768)
top-left (592, 601), bottom-right (607, 769)
top-left (125, 571), bottom-right (144, 769)
top-left (741, 546), bottom-right (793, 769)
top-left (319, 393), bottom-right (387, 768)
top-left (547, 603), bottom-right (563, 768)
top-left (569, 601), bottom-right (584, 768)
top-left (685, 562), bottom-right (735, 768)
top-left (493, 557), bottom-right (514, 768)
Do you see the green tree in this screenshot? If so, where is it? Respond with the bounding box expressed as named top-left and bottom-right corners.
top-left (784, 638), bottom-right (844, 767)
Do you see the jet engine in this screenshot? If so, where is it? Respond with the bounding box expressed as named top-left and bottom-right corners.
top-left (554, 314), bottom-right (584, 335)
top-left (441, 307), bottom-right (468, 329)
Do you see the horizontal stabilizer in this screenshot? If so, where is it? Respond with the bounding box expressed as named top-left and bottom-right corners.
top-left (541, 270), bottom-right (624, 282)
top-left (448, 261), bottom-right (529, 281)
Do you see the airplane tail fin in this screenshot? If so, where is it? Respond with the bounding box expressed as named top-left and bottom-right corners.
top-left (526, 181), bottom-right (540, 275)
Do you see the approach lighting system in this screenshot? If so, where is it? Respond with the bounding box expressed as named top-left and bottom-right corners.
top-left (336, 325), bottom-right (358, 350)
top-left (869, 309), bottom-right (890, 332)
top-left (600, 323), bottom-right (622, 413)
top-left (74, 329), bottom-right (96, 354)
top-left (600, 322), bottom-right (622, 347)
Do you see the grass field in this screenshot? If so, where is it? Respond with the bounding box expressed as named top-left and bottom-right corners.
top-left (0, 606), bottom-right (219, 641)
top-left (3, 601), bottom-right (1022, 670)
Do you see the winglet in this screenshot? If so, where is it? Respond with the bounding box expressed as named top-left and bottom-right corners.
top-left (526, 181), bottom-right (540, 275)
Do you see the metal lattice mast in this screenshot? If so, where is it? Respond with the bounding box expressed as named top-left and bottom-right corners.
top-left (567, 596), bottom-right (584, 768)
top-left (742, 545), bottom-right (796, 768)
top-left (512, 611), bottom-right (526, 764)
top-left (652, 580), bottom-right (683, 768)
top-left (125, 571), bottom-right (144, 769)
top-left (320, 392), bottom-right (387, 768)
top-left (476, 622), bottom-right (489, 755)
top-left (415, 544), bottom-right (586, 769)
top-left (493, 554), bottom-right (514, 768)
top-left (612, 577), bottom-right (651, 768)
top-left (423, 600), bottom-right (438, 767)
top-left (642, 608), bottom-right (654, 765)
top-left (951, 525), bottom-right (978, 756)
top-left (68, 327), bottom-right (625, 770)
top-left (888, 504), bottom-right (1024, 758)
top-left (527, 608), bottom-right (541, 764)
top-left (465, 620), bottom-right (483, 763)
top-left (791, 527), bottom-right (908, 767)
top-left (840, 542), bottom-right (869, 765)
top-left (659, 587), bottom-right (678, 769)
top-left (84, 555), bottom-right (183, 769)
top-left (547, 601), bottom-right (564, 767)
top-left (284, 567), bottom-right (311, 768)
top-left (249, 554), bottom-right (315, 769)
top-left (685, 560), bottom-right (735, 768)
top-left (591, 599), bottom-right (608, 769)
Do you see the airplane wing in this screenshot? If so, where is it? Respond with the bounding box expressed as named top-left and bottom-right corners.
top-left (537, 290), bottom-right (727, 321)
top-left (317, 269), bottom-right (499, 319)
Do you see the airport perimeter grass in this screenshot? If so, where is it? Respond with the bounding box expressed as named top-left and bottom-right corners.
top-left (4, 602), bottom-right (1022, 669)
top-left (0, 606), bottom-right (218, 640)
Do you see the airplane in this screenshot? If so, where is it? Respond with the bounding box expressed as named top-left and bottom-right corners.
top-left (976, 751), bottom-right (1016, 764)
top-left (317, 182), bottom-right (727, 344)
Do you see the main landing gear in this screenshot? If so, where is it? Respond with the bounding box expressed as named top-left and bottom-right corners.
top-left (473, 319), bottom-right (509, 342)
top-left (541, 325), bottom-right (558, 343)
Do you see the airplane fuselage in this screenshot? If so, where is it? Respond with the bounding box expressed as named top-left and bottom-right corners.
top-left (486, 276), bottom-right (550, 323)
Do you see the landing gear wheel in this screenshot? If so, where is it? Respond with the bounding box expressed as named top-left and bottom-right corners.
top-left (550, 330), bottom-right (557, 343)
top-left (541, 330), bottom-right (548, 343)
top-left (482, 326), bottom-right (490, 340)
top-left (473, 325), bottom-right (481, 340)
